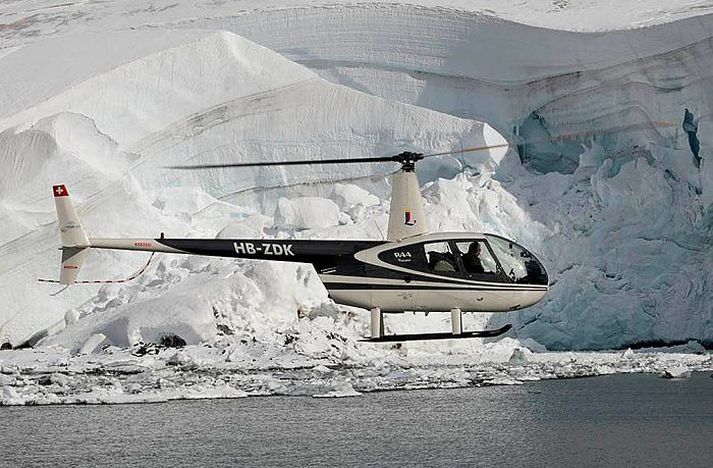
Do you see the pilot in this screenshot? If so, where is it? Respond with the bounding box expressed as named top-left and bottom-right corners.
top-left (462, 242), bottom-right (485, 274)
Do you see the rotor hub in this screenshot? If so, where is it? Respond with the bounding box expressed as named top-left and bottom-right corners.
top-left (392, 151), bottom-right (424, 172)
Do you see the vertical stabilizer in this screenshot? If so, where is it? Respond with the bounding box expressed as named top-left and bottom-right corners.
top-left (60, 247), bottom-right (89, 284)
top-left (52, 185), bottom-right (89, 284)
top-left (387, 170), bottom-right (429, 241)
top-left (53, 184), bottom-right (89, 247)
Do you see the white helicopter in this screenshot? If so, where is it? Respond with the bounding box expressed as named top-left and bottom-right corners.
top-left (50, 150), bottom-right (549, 342)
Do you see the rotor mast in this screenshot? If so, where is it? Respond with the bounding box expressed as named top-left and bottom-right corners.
top-left (386, 152), bottom-right (429, 241)
top-left (169, 150), bottom-right (436, 242)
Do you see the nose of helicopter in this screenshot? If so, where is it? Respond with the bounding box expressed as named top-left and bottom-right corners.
top-left (510, 286), bottom-right (549, 310)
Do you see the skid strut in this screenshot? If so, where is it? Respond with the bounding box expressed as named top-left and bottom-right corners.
top-left (451, 308), bottom-right (462, 335)
top-left (370, 308), bottom-right (384, 339)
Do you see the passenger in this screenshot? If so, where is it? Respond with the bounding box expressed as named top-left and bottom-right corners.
top-left (462, 242), bottom-right (485, 274)
top-left (428, 251), bottom-right (457, 272)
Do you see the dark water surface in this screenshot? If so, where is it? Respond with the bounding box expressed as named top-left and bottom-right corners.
top-left (2, 373), bottom-right (712, 467)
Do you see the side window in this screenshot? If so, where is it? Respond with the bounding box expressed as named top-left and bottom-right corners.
top-left (454, 241), bottom-right (501, 280)
top-left (378, 242), bottom-right (461, 277)
top-left (424, 242), bottom-right (460, 275)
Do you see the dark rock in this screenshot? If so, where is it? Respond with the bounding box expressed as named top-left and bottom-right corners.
top-left (284, 334), bottom-right (297, 345)
top-left (160, 334), bottom-right (186, 348)
top-left (0, 342), bottom-right (11, 351)
top-left (131, 342), bottom-right (160, 357)
top-left (661, 367), bottom-right (691, 379)
top-left (37, 375), bottom-right (53, 386)
top-left (217, 324), bottom-right (235, 336)
top-left (16, 329), bottom-right (49, 349)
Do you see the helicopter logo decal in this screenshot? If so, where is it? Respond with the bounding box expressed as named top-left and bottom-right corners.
top-left (393, 250), bottom-right (413, 262)
top-left (404, 210), bottom-right (416, 226)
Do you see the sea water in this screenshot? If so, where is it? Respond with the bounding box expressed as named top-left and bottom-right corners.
top-left (1, 373), bottom-right (712, 467)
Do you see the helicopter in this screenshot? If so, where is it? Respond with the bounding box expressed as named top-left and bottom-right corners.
top-left (48, 147), bottom-right (550, 343)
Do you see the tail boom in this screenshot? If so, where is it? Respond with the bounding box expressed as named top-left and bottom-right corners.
top-left (88, 238), bottom-right (184, 254)
top-left (50, 184), bottom-right (381, 284)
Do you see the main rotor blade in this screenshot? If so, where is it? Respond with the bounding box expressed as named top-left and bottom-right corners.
top-left (423, 143), bottom-right (509, 158)
top-left (423, 119), bottom-right (679, 158)
top-left (216, 169), bottom-right (400, 200)
top-left (168, 155), bottom-right (397, 170)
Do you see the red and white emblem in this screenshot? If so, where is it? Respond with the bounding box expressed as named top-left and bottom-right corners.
top-left (53, 185), bottom-right (68, 197)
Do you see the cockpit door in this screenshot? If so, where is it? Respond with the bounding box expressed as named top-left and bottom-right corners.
top-left (484, 235), bottom-right (549, 285)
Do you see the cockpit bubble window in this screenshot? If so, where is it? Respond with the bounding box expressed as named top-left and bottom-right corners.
top-left (424, 242), bottom-right (460, 274)
top-left (485, 235), bottom-right (548, 285)
top-left (455, 241), bottom-right (499, 277)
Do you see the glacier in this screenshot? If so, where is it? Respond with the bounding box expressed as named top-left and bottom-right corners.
top-left (2, 1), bottom-right (713, 404)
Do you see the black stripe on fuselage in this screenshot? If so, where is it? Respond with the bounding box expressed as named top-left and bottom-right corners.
top-left (156, 238), bottom-right (383, 270)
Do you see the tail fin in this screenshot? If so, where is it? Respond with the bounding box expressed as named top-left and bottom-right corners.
top-left (52, 185), bottom-right (89, 284)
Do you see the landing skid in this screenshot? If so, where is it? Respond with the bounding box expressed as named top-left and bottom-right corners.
top-left (362, 307), bottom-right (513, 343)
top-left (361, 324), bottom-right (513, 343)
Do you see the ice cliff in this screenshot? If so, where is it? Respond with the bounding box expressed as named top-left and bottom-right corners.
top-left (1, 1), bottom-right (713, 352)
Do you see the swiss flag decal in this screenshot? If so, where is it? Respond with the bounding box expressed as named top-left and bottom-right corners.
top-left (53, 185), bottom-right (68, 197)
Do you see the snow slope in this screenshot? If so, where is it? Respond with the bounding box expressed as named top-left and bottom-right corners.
top-left (1, 0), bottom-right (713, 360)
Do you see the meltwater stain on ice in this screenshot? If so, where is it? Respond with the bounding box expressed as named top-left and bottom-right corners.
top-left (683, 108), bottom-right (702, 168)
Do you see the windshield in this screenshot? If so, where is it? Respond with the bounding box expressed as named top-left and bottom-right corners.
top-left (485, 235), bottom-right (548, 285)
